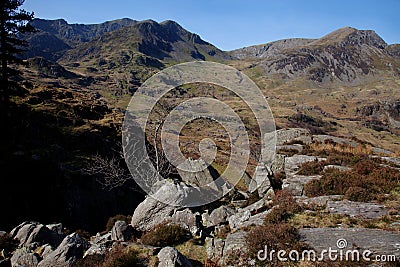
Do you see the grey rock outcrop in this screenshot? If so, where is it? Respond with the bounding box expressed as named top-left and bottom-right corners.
top-left (10, 222), bottom-right (62, 248)
top-left (299, 228), bottom-right (400, 259)
top-left (276, 128), bottom-right (312, 145)
top-left (295, 195), bottom-right (344, 209)
top-left (37, 233), bottom-right (89, 267)
top-left (284, 155), bottom-right (321, 178)
top-left (157, 247), bottom-right (192, 267)
top-left (206, 231), bottom-right (249, 266)
top-left (282, 175), bottom-right (322, 196)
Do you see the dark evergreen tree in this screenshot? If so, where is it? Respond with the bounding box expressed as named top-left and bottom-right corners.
top-left (0, 0), bottom-right (34, 101)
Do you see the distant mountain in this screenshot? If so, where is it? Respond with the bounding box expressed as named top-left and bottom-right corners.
top-left (231, 27), bottom-right (399, 83)
top-left (23, 18), bottom-right (138, 61)
top-left (24, 18), bottom-right (230, 64)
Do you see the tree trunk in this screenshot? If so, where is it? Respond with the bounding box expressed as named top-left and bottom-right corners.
top-left (0, 14), bottom-right (9, 105)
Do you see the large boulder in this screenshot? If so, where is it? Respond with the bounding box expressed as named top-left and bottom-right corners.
top-left (37, 233), bottom-right (89, 267)
top-left (10, 222), bottom-right (62, 248)
top-left (157, 247), bottom-right (192, 267)
top-left (131, 181), bottom-right (190, 232)
top-left (111, 221), bottom-right (134, 242)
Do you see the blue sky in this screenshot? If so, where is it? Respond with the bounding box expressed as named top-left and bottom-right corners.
top-left (22, 0), bottom-right (399, 51)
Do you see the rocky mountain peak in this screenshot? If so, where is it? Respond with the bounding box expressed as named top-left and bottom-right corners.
top-left (310, 26), bottom-right (387, 49)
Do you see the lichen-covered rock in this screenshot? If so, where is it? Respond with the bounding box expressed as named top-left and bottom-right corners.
top-left (157, 247), bottom-right (192, 267)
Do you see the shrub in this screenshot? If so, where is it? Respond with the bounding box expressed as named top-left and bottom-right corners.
top-left (245, 223), bottom-right (307, 266)
top-left (345, 187), bottom-right (370, 202)
top-left (73, 254), bottom-right (104, 267)
top-left (141, 223), bottom-right (190, 247)
top-left (106, 214), bottom-right (132, 232)
top-left (304, 160), bottom-right (400, 202)
top-left (264, 190), bottom-right (301, 224)
top-left (102, 245), bottom-right (143, 267)
top-left (296, 159), bottom-right (325, 175)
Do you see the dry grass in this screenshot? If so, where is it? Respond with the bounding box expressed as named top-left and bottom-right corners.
top-left (307, 142), bottom-right (373, 156)
top-left (304, 160), bottom-right (400, 202)
top-left (175, 240), bottom-right (207, 267)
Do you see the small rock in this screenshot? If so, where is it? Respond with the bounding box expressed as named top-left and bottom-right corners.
top-left (206, 206), bottom-right (235, 227)
top-left (157, 247), bottom-right (192, 267)
top-left (131, 181), bottom-right (191, 232)
top-left (111, 221), bottom-right (134, 242)
top-left (282, 175), bottom-right (321, 196)
top-left (323, 165), bottom-right (352, 172)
